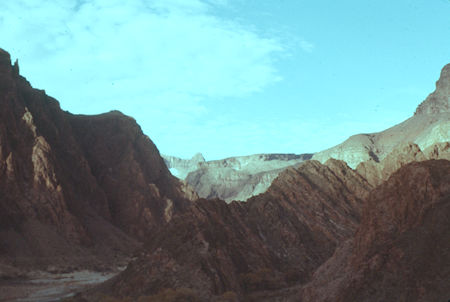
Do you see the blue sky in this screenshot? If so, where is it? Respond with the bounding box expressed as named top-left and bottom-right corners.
top-left (1, 0), bottom-right (449, 160)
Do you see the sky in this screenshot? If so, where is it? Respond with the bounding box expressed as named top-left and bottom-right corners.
top-left (1, 0), bottom-right (449, 160)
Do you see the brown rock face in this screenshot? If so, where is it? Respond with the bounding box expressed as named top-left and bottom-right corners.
top-left (97, 159), bottom-right (370, 300)
top-left (355, 142), bottom-right (446, 186)
top-left (68, 112), bottom-right (187, 238)
top-left (90, 155), bottom-right (449, 301)
top-left (0, 48), bottom-right (186, 270)
top-left (3, 47), bottom-right (449, 302)
top-left (301, 160), bottom-right (450, 302)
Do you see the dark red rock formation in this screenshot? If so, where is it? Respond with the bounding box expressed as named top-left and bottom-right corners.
top-left (94, 159), bottom-right (370, 300)
top-left (68, 112), bottom-right (188, 238)
top-left (88, 158), bottom-right (449, 301)
top-left (0, 48), bottom-right (187, 271)
top-left (3, 47), bottom-right (449, 302)
top-left (301, 160), bottom-right (450, 302)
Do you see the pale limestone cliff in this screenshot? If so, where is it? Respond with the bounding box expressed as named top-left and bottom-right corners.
top-left (164, 153), bottom-right (312, 202)
top-left (313, 64), bottom-right (450, 168)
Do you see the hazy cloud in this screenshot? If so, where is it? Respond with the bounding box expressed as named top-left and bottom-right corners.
top-left (0, 0), bottom-right (284, 113)
top-left (300, 40), bottom-right (315, 53)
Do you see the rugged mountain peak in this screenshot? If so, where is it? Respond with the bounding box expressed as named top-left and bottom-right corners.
top-left (312, 63), bottom-right (449, 169)
top-left (192, 152), bottom-right (205, 162)
top-left (0, 48), bottom-right (11, 66)
top-left (0, 48), bottom-right (188, 271)
top-left (415, 63), bottom-right (450, 115)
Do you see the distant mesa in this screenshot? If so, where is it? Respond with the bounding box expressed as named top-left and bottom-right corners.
top-left (163, 152), bottom-right (313, 202)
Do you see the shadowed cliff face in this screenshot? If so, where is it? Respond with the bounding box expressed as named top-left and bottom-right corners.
top-left (81, 157), bottom-right (450, 301)
top-left (95, 159), bottom-right (371, 300)
top-left (301, 160), bottom-right (450, 302)
top-left (68, 112), bottom-right (188, 237)
top-left (0, 48), bottom-right (187, 270)
top-left (2, 47), bottom-right (449, 302)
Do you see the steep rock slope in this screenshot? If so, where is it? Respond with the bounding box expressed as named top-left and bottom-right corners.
top-left (91, 159), bottom-right (370, 300)
top-left (164, 153), bottom-right (313, 202)
top-left (301, 160), bottom-right (450, 302)
top-left (68, 112), bottom-right (188, 237)
top-left (0, 48), bottom-right (186, 271)
top-left (312, 64), bottom-right (450, 168)
top-left (80, 63), bottom-right (449, 301)
top-left (356, 141), bottom-right (449, 186)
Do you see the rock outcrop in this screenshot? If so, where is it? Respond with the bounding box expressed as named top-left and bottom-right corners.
top-left (91, 159), bottom-right (370, 300)
top-left (301, 160), bottom-right (450, 302)
top-left (84, 62), bottom-right (450, 301)
top-left (2, 48), bottom-right (449, 302)
top-left (0, 48), bottom-right (187, 271)
top-left (415, 63), bottom-right (450, 115)
top-left (312, 64), bottom-right (450, 168)
top-left (164, 153), bottom-right (313, 202)
top-left (356, 141), bottom-right (449, 186)
top-left (163, 152), bottom-right (206, 179)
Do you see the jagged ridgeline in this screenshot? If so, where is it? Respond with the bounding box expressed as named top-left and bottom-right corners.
top-left (0, 48), bottom-right (190, 271)
top-left (0, 46), bottom-right (449, 302)
top-left (163, 153), bottom-right (313, 202)
top-left (82, 62), bottom-right (448, 301)
top-left (162, 65), bottom-right (449, 203)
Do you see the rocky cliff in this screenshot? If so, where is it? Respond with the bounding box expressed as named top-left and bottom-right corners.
top-left (163, 152), bottom-right (206, 179)
top-left (89, 158), bottom-right (370, 300)
top-left (0, 48), bottom-right (187, 271)
top-left (312, 64), bottom-right (450, 168)
top-left (356, 141), bottom-right (449, 186)
top-left (90, 142), bottom-right (449, 301)
top-left (164, 153), bottom-right (313, 202)
top-left (2, 47), bottom-right (449, 302)
top-left (81, 62), bottom-right (450, 301)
top-left (415, 63), bottom-right (450, 115)
top-left (301, 160), bottom-right (450, 302)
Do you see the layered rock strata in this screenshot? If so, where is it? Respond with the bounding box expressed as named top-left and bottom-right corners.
top-left (164, 153), bottom-right (313, 202)
top-left (0, 48), bottom-right (187, 271)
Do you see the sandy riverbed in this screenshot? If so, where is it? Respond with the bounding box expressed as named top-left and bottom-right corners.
top-left (0, 270), bottom-right (119, 302)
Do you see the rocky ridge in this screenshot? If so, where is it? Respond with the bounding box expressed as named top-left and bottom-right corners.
top-left (415, 63), bottom-right (450, 115)
top-left (356, 141), bottom-right (449, 186)
top-left (301, 160), bottom-right (450, 302)
top-left (89, 158), bottom-right (371, 300)
top-left (163, 152), bottom-right (206, 179)
top-left (1, 47), bottom-right (449, 301)
top-left (89, 141), bottom-right (449, 301)
top-left (164, 153), bottom-right (313, 202)
top-left (0, 48), bottom-right (188, 272)
top-left (81, 63), bottom-right (450, 301)
top-left (312, 64), bottom-right (450, 168)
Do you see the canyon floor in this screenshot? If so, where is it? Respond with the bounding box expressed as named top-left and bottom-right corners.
top-left (0, 270), bottom-right (120, 302)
